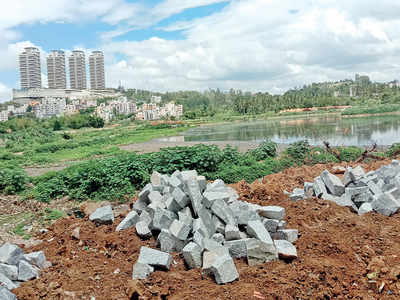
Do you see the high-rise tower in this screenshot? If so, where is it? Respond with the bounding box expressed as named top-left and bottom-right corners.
top-left (68, 50), bottom-right (87, 90)
top-left (19, 47), bottom-right (42, 89)
top-left (89, 51), bottom-right (105, 90)
top-left (47, 50), bottom-right (66, 89)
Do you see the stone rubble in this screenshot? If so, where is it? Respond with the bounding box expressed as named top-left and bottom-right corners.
top-left (0, 243), bottom-right (50, 299)
top-left (288, 160), bottom-right (400, 216)
top-left (107, 170), bottom-right (299, 285)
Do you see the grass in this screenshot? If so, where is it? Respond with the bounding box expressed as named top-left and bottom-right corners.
top-left (44, 208), bottom-right (65, 221)
top-left (342, 104), bottom-right (400, 115)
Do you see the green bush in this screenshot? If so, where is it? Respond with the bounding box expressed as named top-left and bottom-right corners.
top-left (386, 143), bottom-right (400, 157)
top-left (285, 140), bottom-right (311, 163)
top-left (306, 147), bottom-right (338, 164)
top-left (248, 140), bottom-right (277, 161)
top-left (337, 146), bottom-right (363, 162)
top-left (0, 167), bottom-right (29, 194)
top-left (221, 145), bottom-right (242, 164)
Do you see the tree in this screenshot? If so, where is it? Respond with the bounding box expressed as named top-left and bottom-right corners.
top-left (53, 119), bottom-right (62, 131)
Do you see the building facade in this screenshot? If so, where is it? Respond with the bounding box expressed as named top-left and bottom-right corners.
top-left (19, 47), bottom-right (42, 89)
top-left (69, 50), bottom-right (87, 90)
top-left (89, 51), bottom-right (105, 90)
top-left (47, 50), bottom-right (66, 89)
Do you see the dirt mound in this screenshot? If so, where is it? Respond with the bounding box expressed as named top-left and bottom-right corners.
top-left (14, 159), bottom-right (400, 299)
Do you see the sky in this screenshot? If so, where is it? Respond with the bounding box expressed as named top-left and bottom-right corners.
top-left (0, 0), bottom-right (400, 101)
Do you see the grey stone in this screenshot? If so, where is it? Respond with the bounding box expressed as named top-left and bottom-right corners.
top-left (197, 176), bottom-right (207, 192)
top-left (202, 247), bottom-right (231, 276)
top-left (138, 183), bottom-right (153, 203)
top-left (213, 216), bottom-right (225, 234)
top-left (351, 166), bottom-right (366, 181)
top-left (152, 208), bottom-right (177, 231)
top-left (198, 208), bottom-right (216, 237)
top-left (132, 262), bottom-right (154, 280)
top-left (137, 247), bottom-right (172, 270)
top-left (277, 220), bottom-right (286, 230)
top-left (168, 175), bottom-right (183, 189)
top-left (211, 199), bottom-right (236, 226)
top-left (172, 187), bottom-right (189, 209)
top-left (182, 242), bottom-right (203, 269)
top-left (116, 211), bottom-right (139, 232)
top-left (274, 240), bottom-right (297, 260)
top-left (226, 187), bottom-right (239, 204)
top-left (206, 179), bottom-right (225, 192)
top-left (236, 208), bottom-right (261, 225)
top-left (0, 272), bottom-right (17, 291)
top-left (353, 191), bottom-right (373, 203)
top-left (18, 260), bottom-right (39, 281)
top-left (224, 239), bottom-right (249, 258)
top-left (0, 243), bottom-right (23, 266)
top-left (0, 286), bottom-right (17, 300)
top-left (178, 209), bottom-right (193, 227)
top-left (180, 170), bottom-right (198, 182)
top-left (313, 176), bottom-right (327, 198)
top-left (203, 238), bottom-right (227, 253)
top-left (162, 186), bottom-right (172, 196)
top-left (322, 193), bottom-right (357, 211)
top-left (0, 263), bottom-right (18, 281)
top-left (387, 187), bottom-right (400, 201)
top-left (169, 220), bottom-right (191, 241)
top-left (258, 206), bottom-right (285, 220)
top-left (148, 191), bottom-right (163, 203)
top-left (367, 181), bottom-right (382, 196)
top-left (186, 179), bottom-right (203, 217)
top-left (239, 231), bottom-right (248, 239)
top-left (224, 225), bottom-right (241, 241)
top-left (321, 170), bottom-right (345, 196)
top-left (165, 196), bottom-right (182, 213)
top-left (89, 205), bottom-right (114, 225)
top-left (157, 229), bottom-right (184, 253)
top-left (246, 239), bottom-right (278, 266)
top-left (193, 231), bottom-right (205, 250)
top-left (289, 188), bottom-right (306, 201)
top-left (211, 233), bottom-right (225, 244)
top-left (23, 251), bottom-right (46, 269)
top-left (192, 218), bottom-right (208, 237)
top-left (371, 193), bottom-right (400, 216)
top-left (342, 168), bottom-right (354, 186)
top-left (275, 229), bottom-right (298, 243)
top-left (203, 191), bottom-right (230, 208)
top-left (246, 220), bottom-right (274, 246)
top-left (358, 202), bottom-right (373, 215)
top-left (304, 182), bottom-right (315, 198)
top-left (139, 210), bottom-right (152, 226)
top-left (136, 221), bottom-right (152, 239)
top-left (263, 219), bottom-right (279, 233)
top-left (210, 255), bottom-right (239, 284)
top-left (150, 171), bottom-right (163, 186)
top-left (345, 186), bottom-right (370, 198)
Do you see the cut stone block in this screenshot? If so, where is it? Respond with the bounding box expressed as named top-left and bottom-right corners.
top-left (367, 181), bottom-right (382, 196)
top-left (304, 182), bottom-right (315, 198)
top-left (358, 202), bottom-right (373, 215)
top-left (178, 209), bottom-right (193, 227)
top-left (132, 262), bottom-right (154, 280)
top-left (226, 187), bottom-right (239, 204)
top-left (203, 238), bottom-right (227, 253)
top-left (148, 191), bottom-right (163, 203)
top-left (172, 187), bottom-right (189, 209)
top-left (136, 221), bottom-right (152, 239)
top-left (193, 231), bottom-right (205, 250)
top-left (351, 166), bottom-right (366, 181)
top-left (263, 219), bottom-right (279, 233)
top-left (345, 186), bottom-right (370, 199)
top-left (224, 225), bottom-right (241, 241)
top-left (169, 220), bottom-right (191, 241)
top-left (258, 206), bottom-right (285, 220)
top-left (182, 242), bottom-right (203, 269)
top-left (0, 286), bottom-right (17, 300)
top-left (186, 179), bottom-right (203, 217)
top-left (210, 255), bottom-right (239, 284)
top-left (18, 260), bottom-right (39, 281)
top-left (198, 208), bottom-right (216, 237)
top-left (321, 170), bottom-right (345, 196)
top-left (152, 208), bottom-right (177, 231)
top-left (353, 192), bottom-right (373, 204)
top-left (202, 247), bottom-right (231, 276)
top-left (372, 193), bottom-right (400, 216)
top-left (168, 175), bottom-right (183, 189)
top-left (150, 171), bottom-right (163, 186)
top-left (180, 170), bottom-right (198, 182)
top-left (0, 263), bottom-right (18, 281)
top-left (236, 208), bottom-right (261, 225)
top-left (289, 188), bottom-right (306, 201)
top-left (0, 272), bottom-right (17, 291)
top-left (214, 216), bottom-right (225, 234)
top-left (0, 243), bottom-right (23, 265)
top-left (138, 183), bottom-right (153, 203)
top-left (166, 196), bottom-right (182, 213)
top-left (275, 229), bottom-right (298, 243)
top-left (246, 220), bottom-right (274, 246)
top-left (211, 233), bottom-right (225, 244)
top-left (137, 247), bottom-right (172, 270)
top-left (211, 199), bottom-right (236, 226)
top-left (116, 211), bottom-right (139, 232)
top-left (246, 239), bottom-right (278, 266)
top-left (203, 191), bottom-right (230, 208)
top-left (89, 205), bottom-right (114, 225)
top-left (387, 187), bottom-right (400, 201)
top-left (197, 175), bottom-right (207, 192)
top-left (224, 239), bottom-right (249, 258)
top-left (139, 210), bottom-right (152, 226)
top-left (206, 179), bottom-right (226, 192)
top-left (274, 240), bottom-right (297, 260)
top-left (24, 251), bottom-right (46, 269)
top-left (157, 229), bottom-right (184, 253)
top-left (193, 218), bottom-right (208, 238)
top-left (313, 177), bottom-right (327, 198)
top-left (278, 220), bottom-right (286, 230)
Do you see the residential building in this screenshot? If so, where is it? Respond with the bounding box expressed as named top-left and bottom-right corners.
top-left (34, 97), bottom-right (66, 119)
top-left (151, 95), bottom-right (162, 103)
top-left (69, 50), bottom-right (87, 90)
top-left (89, 51), bottom-right (105, 90)
top-left (0, 111), bottom-right (8, 122)
top-left (19, 47), bottom-right (42, 89)
top-left (47, 50), bottom-right (66, 89)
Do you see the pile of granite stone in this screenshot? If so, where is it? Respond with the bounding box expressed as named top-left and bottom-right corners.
top-left (0, 243), bottom-right (50, 299)
top-left (89, 170), bottom-right (299, 285)
top-left (287, 160), bottom-right (400, 216)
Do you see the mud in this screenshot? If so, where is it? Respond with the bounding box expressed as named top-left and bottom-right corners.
top-left (13, 159), bottom-right (400, 299)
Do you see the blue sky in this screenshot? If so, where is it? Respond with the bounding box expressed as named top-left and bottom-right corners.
top-left (0, 0), bottom-right (399, 101)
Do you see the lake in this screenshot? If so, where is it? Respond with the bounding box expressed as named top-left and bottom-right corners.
top-left (165, 115), bottom-right (400, 146)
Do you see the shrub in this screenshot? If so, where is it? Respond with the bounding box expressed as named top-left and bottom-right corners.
top-left (221, 145), bottom-right (242, 164)
top-left (386, 143), bottom-right (400, 157)
top-left (248, 140), bottom-right (277, 160)
top-left (285, 140), bottom-right (311, 163)
top-left (337, 146), bottom-right (363, 162)
top-left (0, 167), bottom-right (29, 194)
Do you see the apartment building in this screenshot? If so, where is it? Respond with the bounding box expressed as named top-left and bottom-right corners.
top-left (89, 51), bottom-right (105, 90)
top-left (47, 50), bottom-right (66, 89)
top-left (19, 47), bottom-right (42, 89)
top-left (69, 50), bottom-right (87, 90)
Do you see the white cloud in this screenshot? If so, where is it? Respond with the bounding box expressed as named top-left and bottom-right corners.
top-left (0, 82), bottom-right (12, 102)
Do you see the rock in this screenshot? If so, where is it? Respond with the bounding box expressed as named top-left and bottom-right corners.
top-left (206, 179), bottom-right (225, 192)
top-left (345, 186), bottom-right (370, 199)
top-left (246, 220), bottom-right (274, 246)
top-left (0, 286), bottom-right (17, 299)
top-left (148, 191), bottom-right (163, 203)
top-left (358, 202), bottom-right (373, 215)
top-left (137, 247), bottom-right (172, 270)
top-left (0, 272), bottom-right (17, 290)
top-left (165, 196), bottom-right (182, 213)
top-left (198, 208), bottom-right (216, 237)
top-left (302, 183), bottom-right (314, 198)
top-left (180, 170), bottom-right (198, 182)
top-left (224, 239), bottom-right (248, 258)
top-left (371, 193), bottom-right (400, 216)
top-left (116, 211), bottom-right (139, 232)
top-left (113, 204), bottom-right (131, 218)
top-left (89, 205), bottom-right (114, 225)
top-left (157, 229), bottom-right (184, 253)
top-left (321, 170), bottom-right (345, 196)
top-left (132, 263), bottom-right (154, 280)
top-left (274, 240), bottom-right (297, 260)
top-left (258, 206), bottom-right (285, 220)
top-left (193, 218), bottom-right (208, 238)
top-left (71, 226), bottom-right (80, 239)
top-left (211, 233), bottom-right (225, 244)
top-left (332, 166), bottom-right (346, 174)
top-left (202, 247), bottom-right (231, 276)
top-left (18, 260), bottom-right (39, 281)
top-left (152, 208), bottom-right (177, 231)
top-left (351, 166), bottom-right (366, 181)
top-left (168, 175), bottom-right (183, 189)
top-left (0, 243), bottom-right (23, 265)
top-left (169, 220), bottom-right (191, 241)
top-left (224, 225), bottom-right (241, 241)
top-left (368, 181), bottom-right (382, 196)
top-left (313, 177), bottom-right (327, 198)
top-left (81, 201), bottom-right (111, 216)
top-left (263, 219), bottom-right (279, 233)
top-left (210, 255), bottom-right (239, 284)
top-left (178, 208), bottom-right (193, 227)
top-left (193, 231), bottom-right (205, 250)
top-left (172, 187), bottom-right (189, 209)
top-left (203, 238), bottom-right (226, 253)
top-left (197, 176), bottom-right (207, 192)
top-left (213, 216), bottom-right (225, 234)
top-left (203, 191), bottom-right (230, 208)
top-left (226, 187), bottom-right (239, 204)
top-left (0, 263), bottom-right (18, 280)
top-left (182, 242), bottom-right (203, 269)
top-left (275, 229), bottom-right (298, 243)
top-left (290, 188), bottom-right (307, 201)
top-left (136, 221), bottom-right (152, 239)
top-left (186, 179), bottom-right (203, 217)
top-left (24, 251), bottom-right (46, 269)
top-left (211, 199), bottom-right (236, 226)
top-left (236, 207), bottom-right (261, 225)
top-left (246, 239), bottom-right (278, 266)
top-left (150, 171), bottom-right (163, 186)
top-left (138, 210), bottom-right (152, 226)
top-left (278, 220), bottom-right (286, 230)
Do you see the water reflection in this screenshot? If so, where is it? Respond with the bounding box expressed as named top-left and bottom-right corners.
top-left (179, 115), bottom-right (400, 146)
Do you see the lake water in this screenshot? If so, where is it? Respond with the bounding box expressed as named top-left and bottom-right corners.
top-left (176, 115), bottom-right (400, 146)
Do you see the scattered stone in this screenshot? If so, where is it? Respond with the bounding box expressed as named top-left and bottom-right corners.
top-left (137, 247), bottom-right (172, 270)
top-left (0, 272), bottom-right (17, 291)
top-left (211, 233), bottom-right (225, 244)
top-left (304, 182), bottom-right (315, 198)
top-left (203, 191), bottom-right (230, 208)
top-left (211, 199), bottom-right (236, 225)
top-left (186, 179), bottom-right (203, 217)
top-left (274, 240), bottom-right (297, 260)
top-left (89, 205), bottom-right (114, 225)
top-left (275, 229), bottom-right (298, 243)
top-left (132, 263), bottom-right (154, 280)
top-left (136, 221), bottom-right (152, 239)
top-left (24, 251), bottom-right (47, 269)
top-left (152, 208), bottom-right (177, 231)
top-left (116, 211), bottom-right (139, 232)
top-left (225, 225), bottom-right (241, 241)
top-left (289, 188), bottom-right (306, 201)
top-left (321, 170), bottom-right (345, 196)
top-left (169, 220), bottom-right (191, 241)
top-left (197, 175), bottom-right (207, 192)
top-left (314, 177), bottom-right (327, 198)
top-left (198, 208), bottom-right (216, 237)
top-left (0, 263), bottom-right (18, 280)
top-left (246, 239), bottom-right (278, 266)
top-left (150, 171), bottom-right (163, 186)
top-left (258, 206), bottom-right (285, 220)
top-left (371, 193), bottom-right (400, 216)
top-left (0, 286), bottom-right (17, 300)
top-left (71, 226), bottom-right (80, 240)
top-left (182, 242), bottom-right (203, 269)
top-left (263, 219), bottom-right (279, 233)
top-left (224, 239), bottom-right (248, 258)
top-left (358, 202), bottom-right (373, 215)
top-left (139, 210), bottom-right (152, 226)
top-left (247, 220), bottom-right (274, 246)
top-left (0, 243), bottom-right (23, 265)
top-left (157, 229), bottom-right (184, 253)
top-left (18, 260), bottom-right (39, 281)
top-left (180, 170), bottom-right (198, 182)
top-left (210, 255), bottom-right (239, 284)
